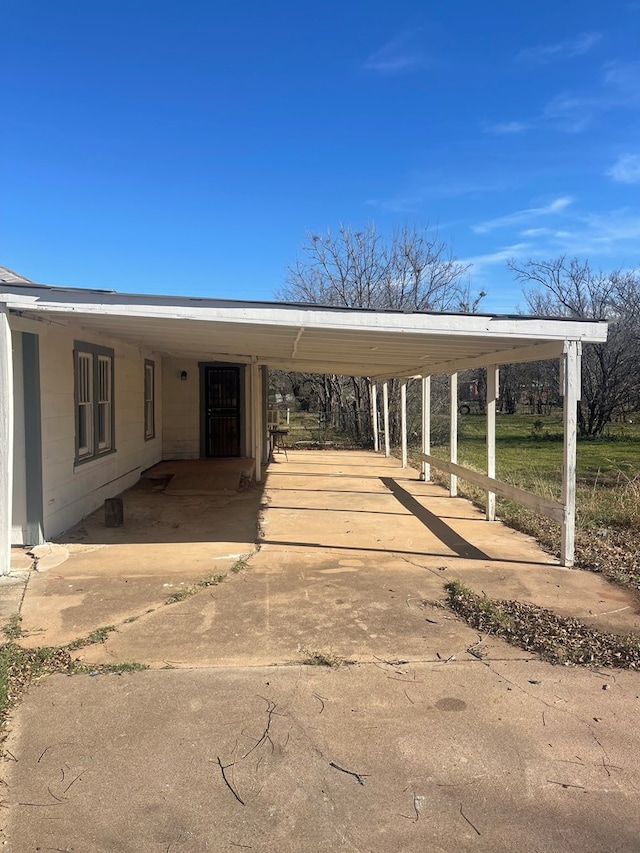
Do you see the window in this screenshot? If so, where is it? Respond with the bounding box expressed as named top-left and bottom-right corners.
top-left (74, 342), bottom-right (115, 463)
top-left (144, 359), bottom-right (155, 440)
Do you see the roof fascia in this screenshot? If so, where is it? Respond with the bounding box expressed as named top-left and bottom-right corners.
top-left (1, 286), bottom-right (609, 344)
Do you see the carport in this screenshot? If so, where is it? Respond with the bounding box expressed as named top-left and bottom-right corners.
top-left (0, 281), bottom-right (608, 572)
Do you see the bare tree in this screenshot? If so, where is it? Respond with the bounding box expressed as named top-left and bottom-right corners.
top-left (508, 256), bottom-right (640, 436)
top-left (279, 222), bottom-right (482, 312)
top-left (275, 223), bottom-right (484, 445)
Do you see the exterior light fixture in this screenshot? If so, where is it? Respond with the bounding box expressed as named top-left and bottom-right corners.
top-left (180, 371), bottom-right (188, 381)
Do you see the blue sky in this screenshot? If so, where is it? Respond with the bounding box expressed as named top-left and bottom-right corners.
top-left (3, 1), bottom-right (640, 312)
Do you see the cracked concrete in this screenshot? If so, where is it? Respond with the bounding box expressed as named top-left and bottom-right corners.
top-left (3, 450), bottom-right (640, 851)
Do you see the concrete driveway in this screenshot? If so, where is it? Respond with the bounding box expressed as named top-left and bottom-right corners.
top-left (3, 451), bottom-right (640, 851)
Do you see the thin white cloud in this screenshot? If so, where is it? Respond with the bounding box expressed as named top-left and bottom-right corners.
top-left (460, 243), bottom-right (533, 274)
top-left (519, 227), bottom-right (553, 237)
top-left (486, 209), bottom-right (640, 261)
top-left (363, 34), bottom-right (425, 74)
top-left (602, 60), bottom-right (640, 98)
top-left (489, 60), bottom-right (640, 135)
top-left (484, 120), bottom-right (530, 135)
top-left (517, 32), bottom-right (602, 63)
top-left (563, 210), bottom-right (640, 255)
top-left (542, 93), bottom-right (599, 132)
top-left (367, 174), bottom-right (506, 213)
top-left (544, 60), bottom-right (640, 131)
top-left (463, 206), bottom-right (640, 308)
top-left (473, 197), bottom-right (573, 234)
top-left (607, 153), bottom-right (640, 184)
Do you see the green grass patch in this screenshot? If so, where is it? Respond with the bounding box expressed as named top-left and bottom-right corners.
top-left (67, 625), bottom-right (117, 650)
top-left (445, 579), bottom-right (640, 669)
top-left (409, 413), bottom-right (640, 589)
top-left (0, 638), bottom-right (148, 741)
top-left (425, 414), bottom-right (640, 526)
top-left (100, 661), bottom-right (148, 673)
top-left (164, 572), bottom-right (227, 605)
top-left (3, 614), bottom-right (22, 641)
top-left (300, 648), bottom-right (351, 667)
top-left (230, 556), bottom-right (249, 574)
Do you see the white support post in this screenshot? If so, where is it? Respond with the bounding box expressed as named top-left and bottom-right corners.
top-left (421, 375), bottom-right (431, 481)
top-left (561, 341), bottom-right (581, 567)
top-left (0, 307), bottom-right (14, 576)
top-left (486, 365), bottom-right (499, 521)
top-left (251, 360), bottom-right (262, 483)
top-left (371, 382), bottom-right (379, 452)
top-left (382, 381), bottom-right (390, 458)
top-left (450, 372), bottom-right (458, 497)
top-left (400, 379), bottom-right (408, 468)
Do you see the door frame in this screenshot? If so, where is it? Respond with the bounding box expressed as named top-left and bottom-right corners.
top-left (198, 362), bottom-right (246, 458)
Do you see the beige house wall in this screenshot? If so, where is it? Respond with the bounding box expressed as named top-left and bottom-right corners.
top-left (9, 315), bottom-right (163, 542)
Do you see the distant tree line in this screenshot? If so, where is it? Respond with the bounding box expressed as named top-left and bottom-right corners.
top-left (508, 257), bottom-right (640, 436)
top-left (273, 223), bottom-right (640, 443)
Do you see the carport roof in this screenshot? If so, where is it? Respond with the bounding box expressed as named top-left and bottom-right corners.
top-left (2, 281), bottom-right (608, 378)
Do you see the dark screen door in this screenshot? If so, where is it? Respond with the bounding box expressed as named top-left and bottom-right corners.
top-left (204, 366), bottom-right (241, 457)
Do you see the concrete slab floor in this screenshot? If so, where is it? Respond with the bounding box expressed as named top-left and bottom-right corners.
top-left (15, 450), bottom-right (640, 656)
top-left (17, 477), bottom-right (263, 648)
top-left (3, 662), bottom-right (640, 852)
top-left (5, 451), bottom-right (640, 851)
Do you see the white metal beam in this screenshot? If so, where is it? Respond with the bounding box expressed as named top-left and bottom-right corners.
top-left (401, 380), bottom-right (408, 468)
top-left (421, 454), bottom-right (565, 524)
top-left (371, 382), bottom-right (379, 452)
top-left (421, 375), bottom-right (431, 481)
top-left (383, 381), bottom-right (390, 458)
top-left (561, 341), bottom-right (581, 567)
top-left (0, 307), bottom-right (14, 576)
top-left (250, 361), bottom-right (262, 483)
top-left (371, 340), bottom-right (568, 382)
top-left (486, 365), bottom-right (499, 521)
top-left (450, 372), bottom-right (458, 497)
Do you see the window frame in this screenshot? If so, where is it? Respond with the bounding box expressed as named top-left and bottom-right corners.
top-left (73, 341), bottom-right (116, 465)
top-left (144, 358), bottom-right (155, 441)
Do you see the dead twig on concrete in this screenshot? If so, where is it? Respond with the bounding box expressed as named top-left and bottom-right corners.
top-left (373, 655), bottom-right (409, 666)
top-left (459, 803), bottom-right (481, 835)
top-left (399, 793), bottom-right (421, 821)
top-left (546, 779), bottom-right (586, 790)
top-left (216, 756), bottom-right (245, 806)
top-left (466, 635), bottom-right (489, 660)
top-left (385, 674), bottom-right (425, 683)
top-left (46, 786), bottom-right (68, 804)
top-left (329, 761), bottom-right (368, 786)
top-left (312, 692), bottom-right (326, 713)
top-left (38, 745), bottom-right (56, 763)
top-left (242, 700), bottom-right (277, 760)
top-left (466, 647), bottom-right (484, 660)
top-left (62, 771), bottom-right (83, 794)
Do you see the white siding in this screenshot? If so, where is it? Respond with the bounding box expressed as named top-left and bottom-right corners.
top-left (162, 357), bottom-right (201, 459)
top-left (11, 330), bottom-right (27, 544)
top-left (26, 321), bottom-right (164, 540)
